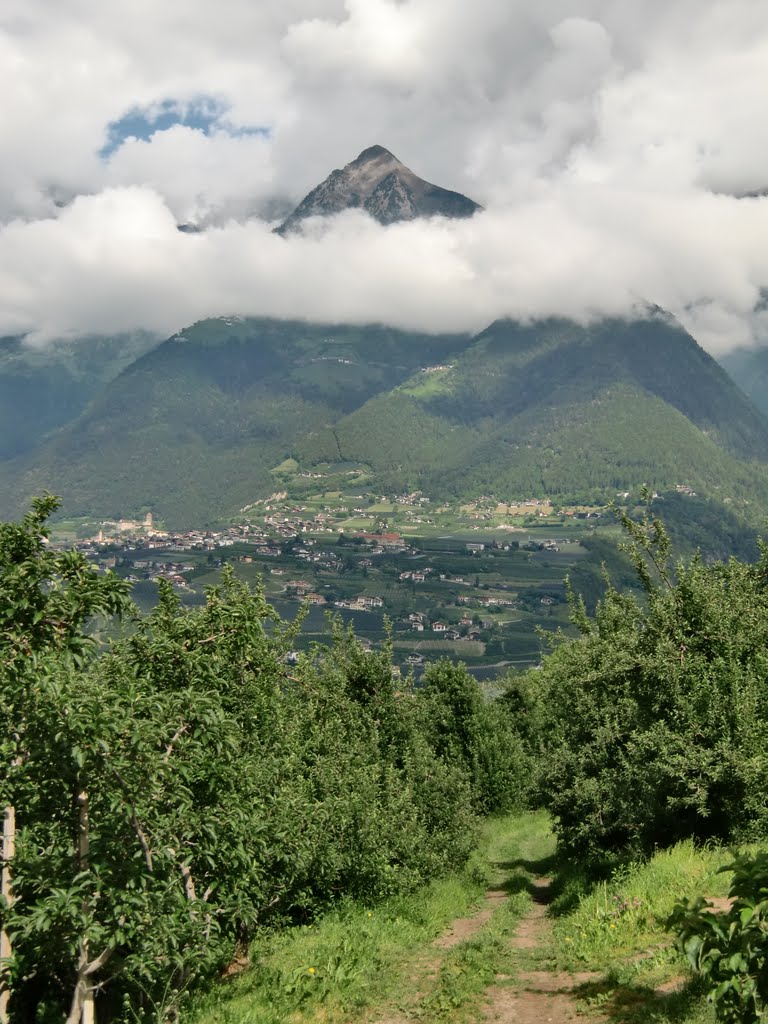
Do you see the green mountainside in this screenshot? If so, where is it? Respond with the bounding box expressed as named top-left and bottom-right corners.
top-left (297, 315), bottom-right (768, 507)
top-left (0, 331), bottom-right (158, 459)
top-left (0, 318), bottom-right (469, 526)
top-left (720, 345), bottom-right (768, 417)
top-left (3, 312), bottom-right (768, 529)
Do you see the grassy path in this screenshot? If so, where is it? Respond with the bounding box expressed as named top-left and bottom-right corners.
top-left (481, 876), bottom-right (599, 1023)
top-left (373, 821), bottom-right (603, 1024)
top-left (189, 812), bottom-right (733, 1024)
top-left (362, 811), bottom-right (559, 1024)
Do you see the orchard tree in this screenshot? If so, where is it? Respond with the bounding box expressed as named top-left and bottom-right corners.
top-left (531, 501), bottom-right (768, 861)
top-left (0, 500), bottom-right (515, 1023)
top-left (0, 496), bottom-right (130, 1023)
top-left (419, 659), bottom-right (529, 813)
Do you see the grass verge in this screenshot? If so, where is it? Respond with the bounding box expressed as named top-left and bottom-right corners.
top-left (546, 840), bottom-right (767, 1024)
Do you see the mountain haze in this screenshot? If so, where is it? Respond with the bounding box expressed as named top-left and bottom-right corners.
top-left (720, 346), bottom-right (768, 418)
top-left (275, 145), bottom-right (481, 234)
top-left (0, 332), bottom-right (159, 460)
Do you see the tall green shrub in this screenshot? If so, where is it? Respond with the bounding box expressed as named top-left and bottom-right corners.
top-left (419, 659), bottom-right (530, 814)
top-left (531, 504), bottom-right (768, 860)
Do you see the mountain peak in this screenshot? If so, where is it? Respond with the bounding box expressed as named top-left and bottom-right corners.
top-left (350, 144), bottom-right (398, 166)
top-left (275, 146), bottom-right (480, 234)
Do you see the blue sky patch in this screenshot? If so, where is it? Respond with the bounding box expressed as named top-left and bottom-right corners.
top-left (100, 97), bottom-right (270, 159)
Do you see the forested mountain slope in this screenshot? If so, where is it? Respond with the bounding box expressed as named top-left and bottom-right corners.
top-left (0, 331), bottom-right (158, 459)
top-left (0, 318), bottom-right (469, 526)
top-left (3, 311), bottom-right (768, 529)
top-left (297, 314), bottom-right (768, 507)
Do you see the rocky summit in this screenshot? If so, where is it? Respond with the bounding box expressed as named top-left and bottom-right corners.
top-left (275, 144), bottom-right (481, 234)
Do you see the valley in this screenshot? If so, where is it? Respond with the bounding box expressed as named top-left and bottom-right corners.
top-left (5, 112), bottom-right (768, 1023)
top-left (7, 300), bottom-right (767, 683)
top-left (57, 486), bottom-right (659, 675)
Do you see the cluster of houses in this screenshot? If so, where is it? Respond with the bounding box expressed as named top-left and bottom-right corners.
top-left (522, 539), bottom-right (561, 552)
top-left (334, 595), bottom-right (385, 612)
top-left (394, 491), bottom-right (431, 506)
top-left (405, 612), bottom-right (485, 641)
top-left (399, 568), bottom-right (433, 583)
top-left (71, 519), bottom-right (281, 558)
top-left (281, 581), bottom-right (326, 605)
top-left (352, 531), bottom-right (406, 550)
top-left (457, 594), bottom-right (517, 608)
top-left (282, 580), bottom-right (384, 612)
top-left (61, 490), bottom-right (581, 647)
top-left (124, 560), bottom-right (196, 588)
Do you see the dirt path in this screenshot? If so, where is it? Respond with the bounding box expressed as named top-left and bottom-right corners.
top-left (433, 889), bottom-right (509, 950)
top-left (482, 878), bottom-right (600, 1023)
top-left (372, 888), bottom-right (515, 1024)
top-left (374, 875), bottom-right (601, 1024)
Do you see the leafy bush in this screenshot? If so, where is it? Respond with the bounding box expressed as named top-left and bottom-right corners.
top-left (668, 851), bottom-right (768, 1023)
top-left (528, 502), bottom-right (768, 860)
top-left (418, 659), bottom-right (531, 814)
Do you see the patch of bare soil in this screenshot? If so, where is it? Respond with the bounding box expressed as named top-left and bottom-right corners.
top-left (507, 879), bottom-right (550, 951)
top-left (483, 982), bottom-right (586, 1023)
top-left (653, 975), bottom-right (686, 996)
top-left (433, 889), bottom-right (509, 949)
top-left (483, 878), bottom-right (602, 1024)
top-left (706, 895), bottom-right (735, 913)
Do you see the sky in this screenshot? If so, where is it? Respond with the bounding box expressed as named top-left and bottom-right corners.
top-left (2, 0), bottom-right (768, 353)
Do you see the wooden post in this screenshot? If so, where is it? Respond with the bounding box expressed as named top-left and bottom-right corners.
top-left (0, 805), bottom-right (15, 1024)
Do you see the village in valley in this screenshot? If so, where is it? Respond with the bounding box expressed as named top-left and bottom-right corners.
top-left (53, 489), bottom-right (625, 674)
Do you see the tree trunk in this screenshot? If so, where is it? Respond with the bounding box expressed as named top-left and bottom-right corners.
top-left (66, 790), bottom-right (95, 1024)
top-left (0, 805), bottom-right (15, 1024)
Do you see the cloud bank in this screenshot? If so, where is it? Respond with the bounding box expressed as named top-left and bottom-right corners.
top-left (1, 0), bottom-right (768, 353)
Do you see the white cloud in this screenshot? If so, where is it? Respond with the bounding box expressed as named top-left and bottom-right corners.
top-left (2, 183), bottom-right (767, 356)
top-left (282, 0), bottom-right (427, 86)
top-left (0, 0), bottom-right (768, 352)
top-left (104, 126), bottom-right (276, 224)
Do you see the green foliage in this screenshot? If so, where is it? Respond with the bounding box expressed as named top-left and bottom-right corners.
top-left (419, 659), bottom-right (530, 814)
top-left (528, 505), bottom-right (768, 861)
top-left (1, 500), bottom-right (510, 1022)
top-left (668, 852), bottom-right (768, 1024)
